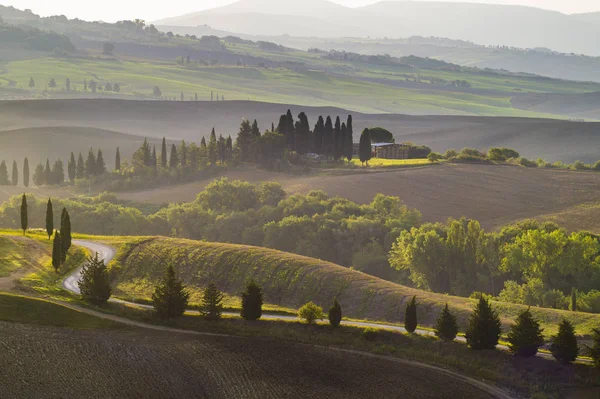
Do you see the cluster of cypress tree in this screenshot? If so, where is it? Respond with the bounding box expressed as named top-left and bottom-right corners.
top-left (273, 110), bottom-right (354, 160)
top-left (48, 202), bottom-right (72, 273)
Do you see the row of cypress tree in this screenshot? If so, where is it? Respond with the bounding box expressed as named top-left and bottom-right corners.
top-left (0, 159), bottom-right (29, 187)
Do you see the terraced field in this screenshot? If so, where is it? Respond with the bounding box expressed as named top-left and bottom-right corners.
top-left (0, 321), bottom-right (501, 399)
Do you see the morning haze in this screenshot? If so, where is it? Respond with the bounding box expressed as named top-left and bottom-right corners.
top-left (0, 1), bottom-right (599, 398)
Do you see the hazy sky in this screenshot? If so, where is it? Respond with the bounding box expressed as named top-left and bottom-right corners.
top-left (4, 0), bottom-right (599, 22)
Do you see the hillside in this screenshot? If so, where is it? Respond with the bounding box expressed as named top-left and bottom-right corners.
top-left (3, 100), bottom-right (600, 163)
top-left (156, 0), bottom-right (600, 55)
top-left (112, 237), bottom-right (600, 337)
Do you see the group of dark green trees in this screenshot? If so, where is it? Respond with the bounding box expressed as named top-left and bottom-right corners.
top-left (47, 199), bottom-right (72, 273)
top-left (0, 159), bottom-right (29, 187)
top-left (25, 149), bottom-right (106, 187)
top-left (404, 295), bottom-right (592, 364)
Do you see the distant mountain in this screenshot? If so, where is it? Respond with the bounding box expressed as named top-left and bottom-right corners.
top-left (155, 0), bottom-right (600, 56)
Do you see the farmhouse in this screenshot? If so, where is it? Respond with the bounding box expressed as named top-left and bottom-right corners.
top-left (371, 143), bottom-right (409, 159)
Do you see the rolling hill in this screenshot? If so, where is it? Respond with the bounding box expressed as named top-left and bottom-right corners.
top-left (111, 236), bottom-right (600, 337)
top-left (156, 0), bottom-right (600, 55)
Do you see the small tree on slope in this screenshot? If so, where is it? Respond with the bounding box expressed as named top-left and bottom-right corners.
top-left (45, 198), bottom-right (53, 239)
top-left (404, 296), bottom-right (417, 333)
top-left (241, 279), bottom-right (263, 321)
top-left (550, 319), bottom-right (579, 364)
top-left (152, 264), bottom-right (189, 319)
top-left (200, 282), bottom-right (223, 321)
top-left (328, 299), bottom-right (342, 328)
top-left (465, 296), bottom-right (501, 350)
top-left (588, 328), bottom-right (600, 369)
top-left (435, 303), bottom-right (458, 342)
top-left (51, 230), bottom-right (62, 273)
top-left (78, 253), bottom-right (112, 305)
top-left (507, 308), bottom-right (544, 357)
top-left (20, 193), bottom-right (27, 235)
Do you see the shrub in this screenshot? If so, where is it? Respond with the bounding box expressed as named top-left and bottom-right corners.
top-left (361, 327), bottom-right (379, 341)
top-left (488, 147), bottom-right (520, 162)
top-left (328, 299), bottom-right (342, 327)
top-left (200, 282), bottom-right (223, 320)
top-left (571, 160), bottom-right (588, 171)
top-left (427, 152), bottom-right (443, 163)
top-left (507, 308), bottom-right (545, 357)
top-left (435, 304), bottom-right (458, 342)
top-left (152, 264), bottom-right (190, 319)
top-left (550, 319), bottom-right (579, 364)
top-left (518, 157), bottom-right (538, 168)
top-left (298, 301), bottom-right (323, 324)
top-left (369, 127), bottom-right (394, 143)
top-left (78, 253), bottom-right (112, 305)
top-left (404, 296), bottom-right (417, 333)
top-left (444, 149), bottom-right (458, 159)
top-left (465, 296), bottom-right (501, 350)
top-left (588, 328), bottom-right (600, 368)
top-left (593, 161), bottom-right (600, 171)
top-left (459, 148), bottom-right (485, 158)
top-left (469, 291), bottom-right (493, 301)
top-left (240, 280), bottom-right (263, 320)
top-left (542, 289), bottom-right (569, 310)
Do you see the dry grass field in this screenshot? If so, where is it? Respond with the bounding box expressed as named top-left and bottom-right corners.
top-left (112, 237), bottom-right (600, 338)
top-left (117, 163), bottom-right (600, 232)
top-left (0, 321), bottom-right (498, 399)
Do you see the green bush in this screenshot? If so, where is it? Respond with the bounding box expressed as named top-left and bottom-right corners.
top-left (550, 319), bottom-right (579, 364)
top-left (200, 282), bottom-right (223, 321)
top-left (404, 296), bottom-right (417, 333)
top-left (361, 327), bottom-right (379, 341)
top-left (298, 301), bottom-right (323, 324)
top-left (507, 308), bottom-right (545, 357)
top-left (241, 280), bottom-right (263, 321)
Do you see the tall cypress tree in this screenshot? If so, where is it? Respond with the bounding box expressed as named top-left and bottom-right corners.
top-left (0, 161), bottom-right (8, 185)
top-left (285, 109), bottom-right (295, 151)
top-left (404, 296), bottom-right (418, 333)
top-left (358, 128), bottom-right (372, 166)
top-left (208, 128), bottom-right (218, 165)
top-left (340, 123), bottom-right (347, 161)
top-left (20, 193), bottom-right (27, 235)
top-left (60, 208), bottom-right (71, 258)
top-left (115, 147), bottom-right (121, 171)
top-left (225, 135), bottom-right (233, 162)
top-left (218, 135), bottom-right (226, 164)
top-left (44, 159), bottom-right (51, 185)
top-left (96, 149), bottom-right (106, 175)
top-left (276, 114), bottom-right (287, 135)
top-left (11, 161), bottom-right (18, 186)
top-left (333, 116), bottom-right (342, 159)
top-left (169, 143), bottom-right (179, 168)
top-left (294, 112), bottom-right (311, 154)
top-left (161, 137), bottom-right (168, 168)
top-left (313, 116), bottom-right (324, 155)
top-left (151, 146), bottom-right (157, 169)
top-left (345, 115), bottom-right (354, 163)
top-left (85, 148), bottom-right (96, 177)
top-left (323, 116), bottom-right (334, 159)
top-left (571, 288), bottom-right (577, 311)
top-left (45, 198), bottom-right (53, 239)
top-left (23, 158), bottom-right (29, 188)
top-left (52, 230), bottom-right (62, 272)
top-left (328, 299), bottom-right (342, 328)
top-left (76, 153), bottom-right (85, 179)
top-left (241, 280), bottom-right (263, 321)
top-left (235, 120), bottom-right (253, 162)
top-left (251, 120), bottom-right (261, 138)
top-left (67, 152), bottom-right (76, 182)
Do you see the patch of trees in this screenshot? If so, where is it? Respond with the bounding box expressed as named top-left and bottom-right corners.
top-left (257, 41), bottom-right (285, 52)
top-left (390, 217), bottom-right (600, 313)
top-left (0, 24), bottom-right (75, 53)
top-left (369, 127), bottom-right (394, 143)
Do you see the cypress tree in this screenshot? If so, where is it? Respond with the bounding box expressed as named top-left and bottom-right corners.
top-left (44, 159), bottom-right (51, 184)
top-left (588, 328), bottom-right (600, 368)
top-left (404, 296), bottom-right (418, 333)
top-left (152, 264), bottom-right (190, 319)
top-left (435, 304), bottom-right (459, 342)
top-left (285, 109), bottom-right (295, 151)
top-left (218, 135), bottom-right (226, 164)
top-left (465, 296), bottom-right (502, 350)
top-left (52, 230), bottom-right (62, 272)
top-left (276, 114), bottom-right (287, 135)
top-left (345, 115), bottom-right (354, 163)
top-left (571, 288), bottom-right (577, 311)
top-left (161, 137), bottom-right (168, 168)
top-left (235, 120), bottom-right (253, 162)
top-left (241, 279), bottom-right (263, 321)
top-left (0, 161), bottom-right (8, 185)
top-left (76, 153), bottom-right (85, 178)
top-left (45, 198), bottom-right (53, 239)
top-left (200, 282), bottom-right (224, 320)
top-left (169, 144), bottom-right (179, 168)
top-left (115, 147), bottom-right (121, 171)
top-left (208, 128), bottom-right (218, 165)
top-left (151, 146), bottom-right (157, 169)
top-left (67, 152), bottom-right (76, 182)
top-left (294, 112), bottom-right (311, 154)
top-left (550, 319), bottom-right (579, 364)
top-left (179, 141), bottom-right (187, 168)
top-left (11, 161), bottom-right (18, 186)
top-left (358, 128), bottom-right (372, 166)
top-left (323, 116), bottom-right (334, 159)
top-left (251, 119), bottom-right (261, 137)
top-left (20, 193), bottom-right (27, 235)
top-left (225, 135), bottom-right (233, 162)
top-left (328, 299), bottom-right (342, 328)
top-left (78, 253), bottom-right (112, 305)
top-left (333, 116), bottom-right (342, 159)
top-left (23, 158), bottom-right (29, 188)
top-left (96, 149), bottom-right (106, 175)
top-left (313, 116), bottom-right (324, 155)
top-left (85, 148), bottom-right (96, 177)
top-left (507, 308), bottom-right (544, 357)
top-left (60, 208), bottom-right (71, 257)
top-left (140, 138), bottom-right (151, 167)
top-left (340, 123), bottom-right (347, 161)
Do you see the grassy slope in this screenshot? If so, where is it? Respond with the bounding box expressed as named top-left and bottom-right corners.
top-left (0, 236), bottom-right (29, 277)
top-left (112, 237), bottom-right (600, 337)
